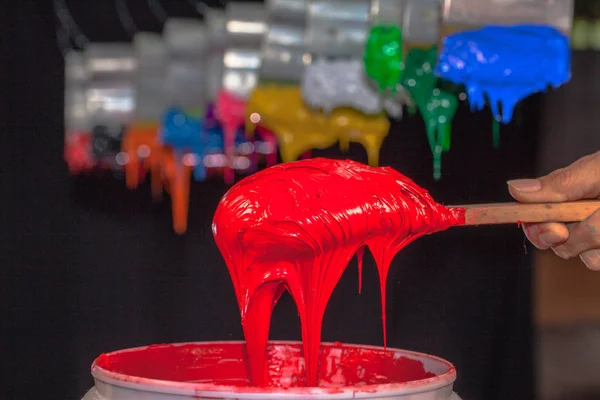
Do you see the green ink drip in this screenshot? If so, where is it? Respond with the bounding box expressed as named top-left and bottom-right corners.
top-left (492, 118), bottom-right (501, 149)
top-left (403, 47), bottom-right (459, 180)
top-left (364, 25), bottom-right (404, 93)
top-left (362, 28), bottom-right (462, 180)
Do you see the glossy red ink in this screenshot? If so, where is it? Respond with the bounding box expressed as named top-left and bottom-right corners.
top-left (212, 158), bottom-right (463, 387)
top-left (93, 341), bottom-right (437, 390)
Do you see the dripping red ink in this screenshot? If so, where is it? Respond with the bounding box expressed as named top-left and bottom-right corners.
top-left (212, 158), bottom-right (463, 386)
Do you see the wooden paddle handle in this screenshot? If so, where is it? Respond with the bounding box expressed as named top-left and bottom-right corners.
top-left (452, 200), bottom-right (600, 226)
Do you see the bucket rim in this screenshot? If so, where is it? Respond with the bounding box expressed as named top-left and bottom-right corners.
top-left (91, 340), bottom-right (457, 398)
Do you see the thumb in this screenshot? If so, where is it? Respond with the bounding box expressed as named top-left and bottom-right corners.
top-left (507, 152), bottom-right (600, 203)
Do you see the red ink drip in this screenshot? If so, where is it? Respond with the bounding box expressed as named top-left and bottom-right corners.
top-left (517, 220), bottom-right (522, 228)
top-left (357, 246), bottom-right (365, 294)
top-left (212, 158), bottom-right (462, 387)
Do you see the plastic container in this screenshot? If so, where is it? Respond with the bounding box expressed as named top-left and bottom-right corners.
top-left (133, 32), bottom-right (167, 122)
top-left (306, 0), bottom-right (372, 59)
top-left (82, 341), bottom-right (462, 400)
top-left (163, 19), bottom-right (209, 112)
top-left (400, 0), bottom-right (441, 45)
top-left (84, 43), bottom-right (137, 79)
top-left (64, 51), bottom-right (90, 136)
top-left (441, 0), bottom-right (574, 37)
top-left (83, 43), bottom-right (136, 130)
top-left (267, 0), bottom-right (310, 22)
top-left (261, 23), bottom-right (309, 82)
top-left (261, 0), bottom-right (310, 83)
top-left (205, 8), bottom-right (227, 103)
top-left (222, 2), bottom-right (267, 99)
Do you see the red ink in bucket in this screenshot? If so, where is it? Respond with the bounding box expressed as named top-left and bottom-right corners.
top-left (89, 341), bottom-right (458, 399)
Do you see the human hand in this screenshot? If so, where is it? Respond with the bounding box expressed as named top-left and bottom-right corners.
top-left (507, 151), bottom-right (600, 270)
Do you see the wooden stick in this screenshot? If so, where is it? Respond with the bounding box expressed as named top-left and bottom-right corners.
top-left (452, 200), bottom-right (600, 226)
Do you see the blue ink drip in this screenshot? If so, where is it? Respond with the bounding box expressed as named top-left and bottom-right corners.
top-left (160, 107), bottom-right (208, 182)
top-left (435, 24), bottom-right (571, 124)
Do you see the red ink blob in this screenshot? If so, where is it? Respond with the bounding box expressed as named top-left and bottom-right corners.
top-left (212, 158), bottom-right (462, 386)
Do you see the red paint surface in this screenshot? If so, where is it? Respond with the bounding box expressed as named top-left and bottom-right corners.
top-left (94, 342), bottom-right (437, 389)
top-left (212, 158), bottom-right (462, 386)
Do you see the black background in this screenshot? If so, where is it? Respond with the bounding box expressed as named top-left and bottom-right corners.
top-left (2, 1), bottom-right (538, 399)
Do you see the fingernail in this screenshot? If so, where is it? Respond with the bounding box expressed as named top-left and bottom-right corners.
top-left (552, 248), bottom-right (570, 259)
top-left (507, 179), bottom-right (542, 192)
top-left (580, 250), bottom-right (600, 271)
top-left (538, 231), bottom-right (567, 247)
top-left (522, 225), bottom-right (543, 249)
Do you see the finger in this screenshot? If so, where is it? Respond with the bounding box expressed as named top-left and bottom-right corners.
top-left (522, 222), bottom-right (569, 250)
top-left (507, 151), bottom-right (600, 203)
top-left (552, 210), bottom-right (600, 258)
top-left (580, 250), bottom-right (600, 271)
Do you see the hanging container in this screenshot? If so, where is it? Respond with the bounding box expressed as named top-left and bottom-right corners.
top-left (222, 2), bottom-right (267, 100)
top-left (306, 0), bottom-right (372, 59)
top-left (440, 0), bottom-right (574, 39)
top-left (163, 18), bottom-right (209, 115)
top-left (205, 8), bottom-right (227, 103)
top-left (64, 50), bottom-right (90, 136)
top-left (83, 43), bottom-right (136, 132)
top-left (261, 0), bottom-right (310, 83)
top-left (133, 32), bottom-right (167, 122)
top-left (370, 0), bottom-right (441, 47)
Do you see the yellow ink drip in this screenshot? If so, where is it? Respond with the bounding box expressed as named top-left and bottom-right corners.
top-left (246, 85), bottom-right (390, 166)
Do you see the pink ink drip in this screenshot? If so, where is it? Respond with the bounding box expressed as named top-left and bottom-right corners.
top-left (215, 90), bottom-right (247, 184)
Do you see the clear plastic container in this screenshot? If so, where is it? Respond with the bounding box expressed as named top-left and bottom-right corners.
top-left (306, 0), bottom-right (372, 59)
top-left (64, 51), bottom-right (90, 135)
top-left (441, 0), bottom-right (574, 37)
top-left (221, 2), bottom-right (267, 99)
top-left (83, 341), bottom-right (462, 400)
top-left (370, 0), bottom-right (440, 45)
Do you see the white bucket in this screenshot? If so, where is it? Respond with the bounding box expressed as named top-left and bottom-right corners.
top-left (83, 341), bottom-right (462, 400)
